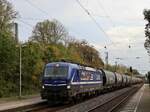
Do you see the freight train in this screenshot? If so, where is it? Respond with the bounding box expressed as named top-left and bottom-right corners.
top-left (41, 61), bottom-right (143, 103)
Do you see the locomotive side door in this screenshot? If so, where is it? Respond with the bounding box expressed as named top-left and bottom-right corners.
top-left (71, 69), bottom-right (80, 95)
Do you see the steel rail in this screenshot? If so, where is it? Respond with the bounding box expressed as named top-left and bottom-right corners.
top-left (107, 85), bottom-right (143, 112)
top-left (86, 84), bottom-right (142, 112)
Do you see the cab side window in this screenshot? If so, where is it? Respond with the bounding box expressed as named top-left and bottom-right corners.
top-left (73, 69), bottom-right (80, 82)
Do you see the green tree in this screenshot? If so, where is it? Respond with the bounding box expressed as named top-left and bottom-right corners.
top-left (68, 40), bottom-right (104, 68)
top-left (0, 0), bottom-right (18, 97)
top-left (143, 9), bottom-right (150, 56)
top-left (0, 32), bottom-right (19, 97)
top-left (0, 0), bottom-right (17, 32)
top-left (106, 64), bottom-right (140, 75)
top-left (21, 42), bottom-right (44, 94)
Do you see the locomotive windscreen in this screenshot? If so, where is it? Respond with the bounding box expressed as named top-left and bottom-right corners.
top-left (44, 66), bottom-right (68, 77)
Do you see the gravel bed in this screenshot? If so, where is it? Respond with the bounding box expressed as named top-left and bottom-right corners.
top-left (56, 86), bottom-right (137, 112)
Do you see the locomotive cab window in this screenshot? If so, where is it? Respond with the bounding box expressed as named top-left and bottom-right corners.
top-left (44, 66), bottom-right (68, 77)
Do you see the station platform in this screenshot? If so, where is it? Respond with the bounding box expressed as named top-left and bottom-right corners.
top-left (0, 95), bottom-right (44, 111)
top-left (117, 84), bottom-right (150, 112)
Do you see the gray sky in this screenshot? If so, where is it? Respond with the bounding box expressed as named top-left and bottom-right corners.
top-left (9, 0), bottom-right (150, 74)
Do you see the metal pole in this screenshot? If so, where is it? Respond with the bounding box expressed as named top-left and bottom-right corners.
top-left (115, 61), bottom-right (117, 72)
top-left (105, 51), bottom-right (108, 69)
top-left (19, 44), bottom-right (22, 98)
top-left (14, 23), bottom-right (18, 43)
top-left (14, 22), bottom-right (22, 97)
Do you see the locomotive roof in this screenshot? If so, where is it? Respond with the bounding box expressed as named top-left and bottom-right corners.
top-left (46, 62), bottom-right (78, 67)
top-left (46, 62), bottom-right (98, 71)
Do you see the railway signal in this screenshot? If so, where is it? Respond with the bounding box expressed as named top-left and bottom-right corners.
top-left (130, 66), bottom-right (133, 73)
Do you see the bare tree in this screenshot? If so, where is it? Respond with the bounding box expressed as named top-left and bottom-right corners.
top-left (30, 19), bottom-right (68, 45)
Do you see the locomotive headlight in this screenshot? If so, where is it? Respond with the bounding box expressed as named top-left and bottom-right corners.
top-left (42, 85), bottom-right (45, 89)
top-left (67, 85), bottom-right (71, 89)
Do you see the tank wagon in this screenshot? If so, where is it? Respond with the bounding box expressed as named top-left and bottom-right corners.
top-left (41, 61), bottom-right (143, 102)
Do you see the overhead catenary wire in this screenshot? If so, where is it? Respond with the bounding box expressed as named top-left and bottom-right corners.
top-left (18, 19), bottom-right (144, 48)
top-left (15, 1), bottom-right (148, 73)
top-left (20, 1), bottom-right (143, 48)
top-left (16, 19), bottom-right (36, 34)
top-left (18, 17), bottom-right (45, 21)
top-left (20, 0), bottom-right (145, 49)
top-left (96, 0), bottom-right (145, 48)
top-left (22, 0), bottom-right (113, 46)
top-left (22, 0), bottom-right (98, 43)
top-left (75, 0), bottom-right (112, 42)
top-left (96, 0), bottom-right (115, 27)
top-left (18, 19), bottom-right (34, 28)
top-left (24, 0), bottom-right (49, 16)
top-left (75, 1), bottom-right (149, 73)
top-left (94, 0), bottom-right (125, 47)
top-left (96, 0), bottom-right (119, 47)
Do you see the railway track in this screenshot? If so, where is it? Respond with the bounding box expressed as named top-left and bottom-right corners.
top-left (4, 84), bottom-right (142, 112)
top-left (56, 84), bottom-right (142, 112)
top-left (87, 84), bottom-right (143, 112)
top-left (24, 104), bottom-right (71, 112)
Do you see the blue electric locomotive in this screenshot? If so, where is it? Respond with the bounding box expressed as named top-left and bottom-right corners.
top-left (41, 61), bottom-right (143, 103)
top-left (41, 62), bottom-right (103, 101)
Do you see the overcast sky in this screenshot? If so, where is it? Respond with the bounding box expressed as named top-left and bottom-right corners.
top-left (8, 0), bottom-right (150, 74)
